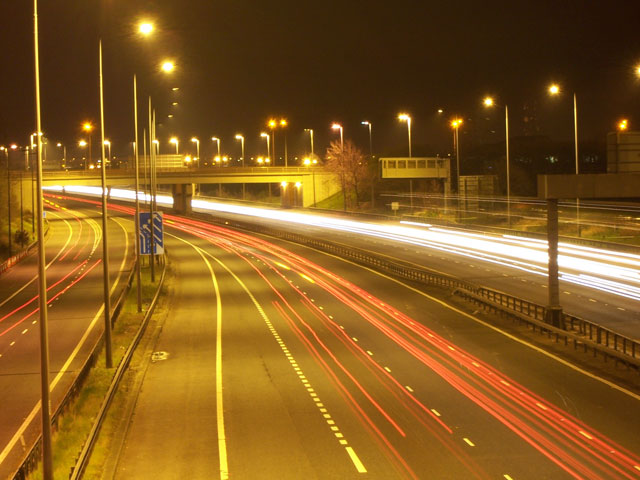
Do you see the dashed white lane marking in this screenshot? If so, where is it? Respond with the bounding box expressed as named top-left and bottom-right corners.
top-left (504, 475), bottom-right (515, 480)
top-left (617, 307), bottom-right (626, 311)
top-left (430, 409), bottom-right (441, 417)
top-left (366, 350), bottom-right (374, 356)
top-left (405, 386), bottom-right (414, 392)
top-left (463, 437), bottom-right (475, 447)
top-left (261, 304), bottom-right (366, 473)
top-left (9, 342), bottom-right (15, 347)
top-left (21, 329), bottom-right (28, 335)
top-left (383, 366), bottom-right (392, 373)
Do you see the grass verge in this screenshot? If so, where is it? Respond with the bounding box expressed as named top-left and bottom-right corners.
top-left (28, 263), bottom-right (168, 480)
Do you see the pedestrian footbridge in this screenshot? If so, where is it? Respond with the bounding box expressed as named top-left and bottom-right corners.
top-left (42, 166), bottom-right (340, 212)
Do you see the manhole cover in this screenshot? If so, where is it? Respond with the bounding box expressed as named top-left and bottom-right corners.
top-left (151, 351), bottom-right (169, 362)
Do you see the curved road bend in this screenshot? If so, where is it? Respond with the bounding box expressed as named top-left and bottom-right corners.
top-left (0, 197), bottom-right (132, 479)
top-left (110, 214), bottom-right (640, 480)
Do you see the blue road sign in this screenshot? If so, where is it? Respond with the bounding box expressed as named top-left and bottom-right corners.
top-left (139, 212), bottom-right (164, 255)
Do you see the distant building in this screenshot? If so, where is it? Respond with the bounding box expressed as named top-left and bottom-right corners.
top-left (607, 131), bottom-right (640, 173)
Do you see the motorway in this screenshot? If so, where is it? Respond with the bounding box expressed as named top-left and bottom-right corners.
top-left (186, 199), bottom-right (640, 340)
top-left (0, 197), bottom-right (132, 479)
top-left (94, 208), bottom-right (640, 479)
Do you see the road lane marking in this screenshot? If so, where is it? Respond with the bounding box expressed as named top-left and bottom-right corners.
top-left (322, 255), bottom-right (640, 402)
top-left (0, 211), bottom-right (74, 310)
top-left (504, 475), bottom-right (515, 480)
top-left (463, 438), bottom-right (475, 447)
top-left (171, 235), bottom-right (228, 479)
top-left (405, 386), bottom-right (414, 392)
top-left (195, 245), bottom-right (367, 475)
top-left (345, 447), bottom-right (367, 473)
top-left (430, 409), bottom-right (441, 417)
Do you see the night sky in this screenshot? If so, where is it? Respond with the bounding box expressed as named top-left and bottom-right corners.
top-left (1, 1), bottom-right (639, 161)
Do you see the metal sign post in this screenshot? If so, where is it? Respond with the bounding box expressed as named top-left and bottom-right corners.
top-left (139, 211), bottom-right (164, 255)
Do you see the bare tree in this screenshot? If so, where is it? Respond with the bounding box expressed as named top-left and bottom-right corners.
top-left (325, 140), bottom-right (371, 209)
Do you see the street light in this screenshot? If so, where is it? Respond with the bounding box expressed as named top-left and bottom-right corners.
top-left (211, 137), bottom-right (221, 164)
top-left (397, 114), bottom-right (412, 157)
top-left (56, 142), bottom-right (66, 168)
top-left (398, 113), bottom-right (414, 208)
top-left (260, 132), bottom-right (270, 161)
top-left (161, 60), bottom-right (175, 73)
top-left (483, 96), bottom-right (511, 223)
top-left (268, 119), bottom-right (277, 165)
top-left (361, 121), bottom-right (373, 158)
top-left (169, 137), bottom-right (179, 154)
top-left (82, 122), bottom-right (93, 169)
top-left (235, 134), bottom-right (245, 167)
top-left (303, 128), bottom-right (314, 157)
top-left (451, 118), bottom-right (463, 192)
top-left (548, 83), bottom-right (580, 232)
top-left (191, 137), bottom-right (200, 166)
top-left (331, 123), bottom-right (344, 150)
top-left (103, 140), bottom-right (111, 168)
top-left (235, 134), bottom-right (246, 199)
top-left (1, 146), bottom-right (10, 255)
top-left (280, 118), bottom-right (289, 166)
top-left (139, 22), bottom-right (154, 36)
top-left (618, 119), bottom-right (629, 131)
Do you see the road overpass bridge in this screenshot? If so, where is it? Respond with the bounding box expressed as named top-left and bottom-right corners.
top-left (42, 166), bottom-right (341, 212)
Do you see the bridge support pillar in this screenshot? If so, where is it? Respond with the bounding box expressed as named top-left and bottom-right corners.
top-left (172, 183), bottom-right (193, 214)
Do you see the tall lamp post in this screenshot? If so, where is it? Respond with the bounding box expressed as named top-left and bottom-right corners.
top-left (397, 114), bottom-right (412, 157)
top-left (280, 119), bottom-right (288, 167)
top-left (304, 128), bottom-right (314, 157)
top-left (549, 83), bottom-right (580, 233)
top-left (235, 134), bottom-right (245, 167)
top-left (451, 118), bottom-right (463, 193)
top-left (331, 123), bottom-right (345, 210)
top-left (483, 96), bottom-right (511, 224)
top-left (260, 132), bottom-right (270, 162)
top-left (1, 146), bottom-right (10, 255)
top-left (268, 119), bottom-right (277, 165)
top-left (82, 122), bottom-right (93, 169)
top-left (331, 123), bottom-right (344, 150)
top-left (235, 134), bottom-right (245, 199)
top-left (361, 121), bottom-right (373, 158)
top-left (170, 137), bottom-right (179, 154)
top-left (211, 137), bottom-right (221, 162)
top-left (398, 114), bottom-right (413, 208)
top-left (56, 142), bottom-right (66, 168)
top-left (33, 1), bottom-right (54, 475)
top-left (98, 40), bottom-right (113, 369)
top-left (191, 137), bottom-right (200, 166)
top-left (103, 140), bottom-right (111, 168)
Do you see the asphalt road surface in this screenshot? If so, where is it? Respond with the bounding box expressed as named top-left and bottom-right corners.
top-left (0, 196), bottom-right (132, 479)
top-left (107, 213), bottom-right (640, 480)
